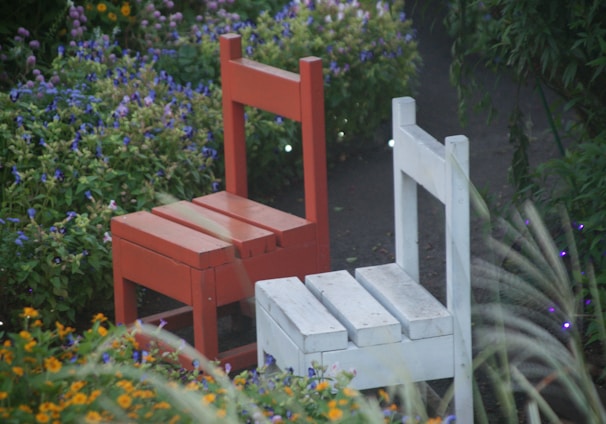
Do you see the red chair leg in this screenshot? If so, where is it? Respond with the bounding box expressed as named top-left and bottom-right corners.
top-left (112, 236), bottom-right (138, 325)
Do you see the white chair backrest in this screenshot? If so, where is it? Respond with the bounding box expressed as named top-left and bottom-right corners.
top-left (392, 96), bottom-right (472, 422)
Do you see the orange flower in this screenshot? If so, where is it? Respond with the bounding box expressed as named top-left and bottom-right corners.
top-left (21, 307), bottom-right (39, 319)
top-left (44, 357), bottom-right (62, 373)
top-left (91, 313), bottom-right (108, 323)
top-left (120, 2), bottom-right (131, 17)
top-left (25, 340), bottom-right (37, 352)
top-left (108, 12), bottom-right (117, 21)
top-left (117, 394), bottom-right (132, 409)
top-left (12, 366), bottom-right (24, 377)
top-left (327, 407), bottom-right (343, 421)
top-left (35, 412), bottom-right (50, 423)
top-left (0, 392), bottom-right (8, 400)
top-left (97, 3), bottom-right (107, 13)
top-left (316, 381), bottom-right (330, 392)
top-left (85, 411), bottom-right (103, 423)
top-left (71, 393), bottom-right (88, 405)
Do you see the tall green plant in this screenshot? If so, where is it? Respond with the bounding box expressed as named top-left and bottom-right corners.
top-left (472, 201), bottom-right (606, 422)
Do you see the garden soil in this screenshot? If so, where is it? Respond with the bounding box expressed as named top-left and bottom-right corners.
top-left (139, 0), bottom-right (570, 420)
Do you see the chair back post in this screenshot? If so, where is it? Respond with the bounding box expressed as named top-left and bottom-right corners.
top-left (300, 57), bottom-right (330, 272)
top-left (220, 34), bottom-right (248, 197)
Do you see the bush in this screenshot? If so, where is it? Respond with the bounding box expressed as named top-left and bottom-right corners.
top-left (1, 0), bottom-right (420, 329)
top-left (0, 34), bottom-right (221, 329)
top-left (0, 307), bottom-right (447, 423)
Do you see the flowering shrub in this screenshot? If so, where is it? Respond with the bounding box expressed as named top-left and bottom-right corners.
top-left (0, 307), bottom-right (448, 423)
top-left (0, 34), bottom-right (221, 329)
top-left (1, 0), bottom-right (419, 327)
top-left (139, 0), bottom-right (420, 173)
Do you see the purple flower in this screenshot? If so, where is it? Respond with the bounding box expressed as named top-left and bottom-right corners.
top-left (66, 211), bottom-right (77, 220)
top-left (54, 169), bottom-right (64, 181)
top-left (85, 190), bottom-right (93, 200)
top-left (17, 27), bottom-right (30, 37)
top-left (29, 40), bottom-right (40, 49)
top-left (123, 136), bottom-right (131, 146)
top-left (26, 55), bottom-right (36, 67)
top-left (11, 166), bottom-right (21, 184)
top-left (41, 173), bottom-right (47, 183)
top-left (27, 208), bottom-right (36, 219)
top-left (53, 256), bottom-right (62, 264)
top-left (7, 217), bottom-right (20, 223)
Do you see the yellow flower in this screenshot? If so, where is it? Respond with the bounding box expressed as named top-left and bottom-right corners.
top-left (185, 381), bottom-right (199, 391)
top-left (71, 393), bottom-right (88, 405)
top-left (97, 3), bottom-right (107, 12)
top-left (70, 381), bottom-right (86, 392)
top-left (316, 381), bottom-right (330, 392)
top-left (117, 380), bottom-right (134, 393)
top-left (133, 390), bottom-right (154, 399)
top-left (56, 322), bottom-right (75, 339)
top-left (283, 386), bottom-right (293, 396)
top-left (327, 407), bottom-right (343, 421)
top-left (120, 2), bottom-right (131, 17)
top-left (85, 411), bottom-right (103, 423)
top-left (91, 313), bottom-right (107, 323)
top-left (12, 366), bottom-right (24, 377)
top-left (97, 326), bottom-right (108, 337)
top-left (32, 319), bottom-right (43, 327)
top-left (39, 402), bottom-right (59, 412)
top-left (117, 394), bottom-right (132, 409)
top-left (44, 357), bottom-right (62, 373)
top-left (3, 340), bottom-right (11, 347)
top-left (427, 418), bottom-right (443, 424)
top-left (153, 401), bottom-right (171, 410)
top-left (19, 405), bottom-right (33, 413)
top-left (343, 387), bottom-right (357, 397)
top-left (0, 392), bottom-right (8, 400)
top-left (108, 12), bottom-right (117, 21)
top-left (378, 388), bottom-right (390, 403)
top-left (21, 307), bottom-right (39, 319)
top-left (25, 340), bottom-right (37, 352)
top-left (20, 330), bottom-right (32, 340)
top-left (216, 409), bottom-right (226, 418)
top-left (89, 390), bottom-right (102, 402)
top-left (202, 393), bottom-right (216, 405)
top-left (35, 412), bottom-right (50, 423)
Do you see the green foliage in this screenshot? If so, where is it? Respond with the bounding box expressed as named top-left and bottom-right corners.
top-left (445, 0), bottom-right (606, 193)
top-left (535, 139), bottom-right (606, 346)
top-left (0, 35), bottom-right (220, 329)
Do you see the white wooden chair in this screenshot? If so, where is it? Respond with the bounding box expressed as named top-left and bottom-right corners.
top-left (256, 96), bottom-right (472, 422)
top-left (391, 96), bottom-right (472, 422)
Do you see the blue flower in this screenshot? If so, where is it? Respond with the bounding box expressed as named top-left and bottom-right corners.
top-left (54, 169), bottom-right (64, 182)
top-left (85, 190), bottom-right (93, 200)
top-left (123, 136), bottom-right (131, 146)
top-left (41, 173), bottom-right (47, 183)
top-left (7, 217), bottom-right (20, 223)
top-left (66, 211), bottom-right (77, 220)
top-left (11, 166), bottom-right (21, 184)
top-left (27, 208), bottom-right (36, 219)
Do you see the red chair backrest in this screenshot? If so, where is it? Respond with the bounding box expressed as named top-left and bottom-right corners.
top-left (219, 33), bottom-right (330, 272)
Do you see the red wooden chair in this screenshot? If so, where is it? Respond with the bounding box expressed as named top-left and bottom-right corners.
top-left (111, 33), bottom-right (330, 370)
